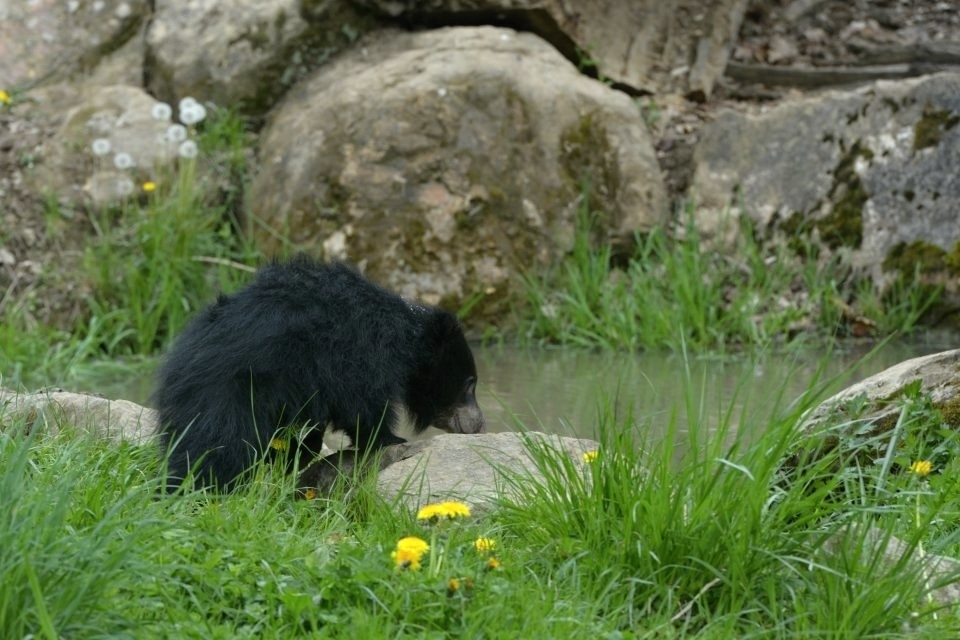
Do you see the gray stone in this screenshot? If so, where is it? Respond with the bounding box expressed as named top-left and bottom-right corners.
top-left (799, 349), bottom-right (960, 436)
top-left (145, 0), bottom-right (380, 112)
top-left (0, 388), bottom-right (157, 444)
top-left (0, 0), bottom-right (147, 89)
top-left (377, 431), bottom-right (598, 513)
top-left (692, 72), bottom-right (960, 286)
top-left (249, 26), bottom-right (667, 322)
top-left (350, 0), bottom-right (749, 98)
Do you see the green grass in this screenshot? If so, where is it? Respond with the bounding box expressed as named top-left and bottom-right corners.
top-left (3, 365), bottom-right (960, 638)
top-left (520, 204), bottom-right (941, 351)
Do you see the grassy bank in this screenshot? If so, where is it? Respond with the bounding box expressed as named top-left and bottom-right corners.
top-left (520, 205), bottom-right (940, 351)
top-left (3, 369), bottom-right (960, 638)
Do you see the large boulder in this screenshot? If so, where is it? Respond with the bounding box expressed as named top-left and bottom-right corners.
top-left (0, 0), bottom-right (147, 89)
top-left (350, 0), bottom-right (750, 98)
top-left (248, 26), bottom-right (667, 321)
top-left (692, 72), bottom-right (960, 291)
top-left (145, 0), bottom-right (381, 113)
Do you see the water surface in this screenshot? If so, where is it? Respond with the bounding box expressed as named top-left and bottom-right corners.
top-left (474, 335), bottom-right (958, 442)
top-left (80, 335), bottom-right (957, 444)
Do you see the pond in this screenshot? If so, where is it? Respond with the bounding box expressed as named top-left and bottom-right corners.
top-left (76, 333), bottom-right (957, 444)
top-left (474, 334), bottom-right (957, 442)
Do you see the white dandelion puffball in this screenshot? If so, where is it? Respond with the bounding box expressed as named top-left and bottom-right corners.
top-left (164, 123), bottom-right (187, 143)
top-left (91, 138), bottom-right (112, 156)
top-left (151, 102), bottom-right (173, 121)
top-left (178, 139), bottom-right (198, 159)
top-left (178, 96), bottom-right (198, 112)
top-left (113, 152), bottom-right (135, 170)
top-left (116, 176), bottom-right (135, 197)
top-left (180, 102), bottom-right (207, 126)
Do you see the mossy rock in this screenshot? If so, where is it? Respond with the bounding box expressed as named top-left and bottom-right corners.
top-left (800, 349), bottom-right (960, 438)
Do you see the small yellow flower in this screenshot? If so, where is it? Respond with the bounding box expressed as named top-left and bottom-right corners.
top-left (486, 557), bottom-right (501, 570)
top-left (269, 438), bottom-right (288, 451)
top-left (0, 90), bottom-right (10, 105)
top-left (582, 450), bottom-right (599, 463)
top-left (417, 501), bottom-right (471, 521)
top-left (474, 537), bottom-right (496, 553)
top-left (392, 536), bottom-right (429, 571)
top-left (302, 488), bottom-right (318, 500)
top-left (910, 460), bottom-right (933, 478)
top-left (447, 577), bottom-right (460, 594)
top-left (142, 181), bottom-right (157, 193)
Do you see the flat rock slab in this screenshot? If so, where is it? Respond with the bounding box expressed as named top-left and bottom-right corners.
top-left (0, 388), bottom-right (157, 444)
top-left (378, 431), bottom-right (598, 513)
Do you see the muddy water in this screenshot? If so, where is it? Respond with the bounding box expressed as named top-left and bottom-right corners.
top-left (84, 335), bottom-right (956, 443)
top-left (475, 335), bottom-right (957, 441)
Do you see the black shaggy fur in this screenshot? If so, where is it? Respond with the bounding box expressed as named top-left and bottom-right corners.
top-left (154, 258), bottom-right (484, 490)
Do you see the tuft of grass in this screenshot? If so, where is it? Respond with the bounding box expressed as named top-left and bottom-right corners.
top-left (493, 361), bottom-right (960, 636)
top-left (520, 202), bottom-right (941, 351)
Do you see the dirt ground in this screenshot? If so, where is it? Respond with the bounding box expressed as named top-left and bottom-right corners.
top-left (2, 0), bottom-right (959, 333)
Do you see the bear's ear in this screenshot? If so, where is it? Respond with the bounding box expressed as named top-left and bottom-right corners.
top-left (419, 309), bottom-right (476, 378)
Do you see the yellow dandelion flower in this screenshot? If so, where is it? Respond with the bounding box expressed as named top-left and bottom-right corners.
top-left (582, 450), bottom-right (599, 463)
top-left (417, 501), bottom-right (471, 521)
top-left (269, 438), bottom-right (288, 451)
top-left (142, 181), bottom-right (157, 193)
top-left (0, 90), bottom-right (10, 105)
top-left (474, 537), bottom-right (496, 553)
top-left (302, 488), bottom-right (318, 500)
top-left (391, 536), bottom-right (429, 571)
top-left (910, 460), bottom-right (933, 478)
top-left (447, 577), bottom-right (461, 594)
top-left (486, 557), bottom-right (501, 570)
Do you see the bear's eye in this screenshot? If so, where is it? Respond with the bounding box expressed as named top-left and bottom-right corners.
top-left (463, 377), bottom-right (477, 399)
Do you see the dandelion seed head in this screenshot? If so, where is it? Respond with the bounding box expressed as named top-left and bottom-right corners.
top-left (178, 139), bottom-right (198, 159)
top-left (116, 176), bottom-right (135, 197)
top-left (151, 102), bottom-right (173, 121)
top-left (178, 97), bottom-right (207, 125)
top-left (178, 96), bottom-right (198, 112)
top-left (113, 152), bottom-right (135, 169)
top-left (91, 138), bottom-right (112, 156)
top-left (164, 123), bottom-right (187, 143)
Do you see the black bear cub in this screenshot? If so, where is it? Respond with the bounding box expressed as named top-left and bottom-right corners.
top-left (154, 257), bottom-right (484, 491)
